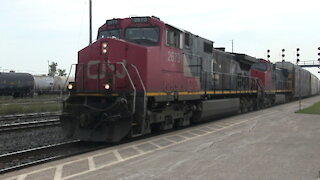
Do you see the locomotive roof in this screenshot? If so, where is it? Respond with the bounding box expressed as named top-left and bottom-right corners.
top-left (99, 16), bottom-right (214, 44)
top-left (231, 53), bottom-right (258, 65)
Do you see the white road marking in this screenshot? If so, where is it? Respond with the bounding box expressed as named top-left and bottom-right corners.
top-left (16, 174), bottom-right (27, 180)
top-left (53, 165), bottom-right (63, 180)
top-left (148, 141), bottom-right (162, 148)
top-left (131, 146), bottom-right (145, 154)
top-left (113, 150), bottom-right (123, 161)
top-left (163, 137), bottom-right (177, 143)
top-left (87, 157), bottom-right (95, 171)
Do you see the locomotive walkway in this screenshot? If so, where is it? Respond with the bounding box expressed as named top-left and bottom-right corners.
top-left (2, 95), bottom-right (320, 180)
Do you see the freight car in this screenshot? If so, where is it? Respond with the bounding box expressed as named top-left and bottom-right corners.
top-left (60, 16), bottom-right (320, 142)
top-left (33, 75), bottom-right (54, 95)
top-left (0, 72), bottom-right (73, 97)
top-left (33, 75), bottom-right (75, 95)
top-left (0, 72), bottom-right (34, 97)
top-left (275, 62), bottom-right (316, 98)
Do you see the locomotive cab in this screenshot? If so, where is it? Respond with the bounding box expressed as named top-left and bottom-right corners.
top-left (61, 16), bottom-right (177, 142)
top-left (250, 59), bottom-right (276, 91)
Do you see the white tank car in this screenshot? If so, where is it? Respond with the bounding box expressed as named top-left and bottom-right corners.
top-left (53, 76), bottom-right (74, 92)
top-left (33, 75), bottom-right (54, 95)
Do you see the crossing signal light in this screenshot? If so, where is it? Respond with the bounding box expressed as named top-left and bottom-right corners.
top-left (281, 49), bottom-right (285, 62)
top-left (296, 48), bottom-right (300, 63)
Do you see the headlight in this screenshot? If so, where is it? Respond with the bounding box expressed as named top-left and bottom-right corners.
top-left (101, 42), bottom-right (108, 54)
top-left (67, 82), bottom-right (75, 91)
top-left (104, 83), bottom-right (110, 90)
top-left (67, 84), bottom-right (73, 90)
top-left (102, 42), bottom-right (108, 48)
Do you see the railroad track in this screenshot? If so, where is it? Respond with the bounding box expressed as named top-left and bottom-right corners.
top-left (0, 119), bottom-right (61, 132)
top-left (0, 140), bottom-right (108, 174)
top-left (0, 112), bottom-right (61, 132)
top-left (0, 112), bottom-right (60, 122)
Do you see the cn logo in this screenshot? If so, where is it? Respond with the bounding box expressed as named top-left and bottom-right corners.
top-left (87, 60), bottom-right (126, 79)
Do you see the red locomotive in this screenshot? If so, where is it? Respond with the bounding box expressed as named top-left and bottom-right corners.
top-left (61, 16), bottom-right (320, 142)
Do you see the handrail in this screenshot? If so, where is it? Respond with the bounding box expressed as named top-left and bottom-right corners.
top-left (117, 62), bottom-right (136, 114)
top-left (130, 64), bottom-right (146, 99)
top-left (60, 64), bottom-right (76, 99)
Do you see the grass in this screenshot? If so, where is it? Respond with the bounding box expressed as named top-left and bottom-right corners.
top-left (0, 102), bottom-right (62, 115)
top-left (296, 101), bottom-right (320, 115)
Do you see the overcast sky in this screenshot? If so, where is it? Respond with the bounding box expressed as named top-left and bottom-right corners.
top-left (0, 0), bottom-right (319, 77)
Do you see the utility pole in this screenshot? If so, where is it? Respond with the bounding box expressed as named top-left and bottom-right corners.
top-left (231, 40), bottom-right (234, 53)
top-left (48, 60), bottom-right (50, 75)
top-left (89, 0), bottom-right (92, 44)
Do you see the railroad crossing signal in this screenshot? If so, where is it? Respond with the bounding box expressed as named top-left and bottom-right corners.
top-left (297, 47), bottom-right (320, 69)
top-left (318, 47), bottom-right (320, 62)
top-left (318, 47), bottom-right (320, 73)
top-left (296, 48), bottom-right (300, 64)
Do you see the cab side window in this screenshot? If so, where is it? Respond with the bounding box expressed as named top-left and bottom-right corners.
top-left (184, 33), bottom-right (190, 48)
top-left (166, 28), bottom-right (182, 49)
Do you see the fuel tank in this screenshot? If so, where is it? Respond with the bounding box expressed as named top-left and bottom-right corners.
top-left (191, 98), bottom-right (240, 122)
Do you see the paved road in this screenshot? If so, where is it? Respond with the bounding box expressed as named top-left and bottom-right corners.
top-left (2, 96), bottom-right (320, 180)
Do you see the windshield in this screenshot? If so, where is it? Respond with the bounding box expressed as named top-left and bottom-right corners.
top-left (97, 29), bottom-right (120, 39)
top-left (251, 63), bottom-right (267, 71)
top-left (125, 27), bottom-right (159, 46)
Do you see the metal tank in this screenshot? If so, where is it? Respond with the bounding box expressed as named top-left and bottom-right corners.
top-left (33, 75), bottom-right (54, 94)
top-left (53, 76), bottom-right (75, 91)
top-left (0, 72), bottom-right (34, 97)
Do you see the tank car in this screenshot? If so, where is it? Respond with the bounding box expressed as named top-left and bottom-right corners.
top-left (33, 75), bottom-right (54, 95)
top-left (53, 76), bottom-right (75, 92)
top-left (60, 16), bottom-right (263, 142)
top-left (0, 72), bottom-right (34, 97)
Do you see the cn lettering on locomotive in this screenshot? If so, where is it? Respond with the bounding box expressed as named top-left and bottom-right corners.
top-left (87, 60), bottom-right (126, 80)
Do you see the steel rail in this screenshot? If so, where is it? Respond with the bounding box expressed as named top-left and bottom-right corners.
top-left (0, 140), bottom-right (81, 173)
top-left (0, 112), bottom-right (60, 121)
top-left (0, 119), bottom-right (61, 132)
